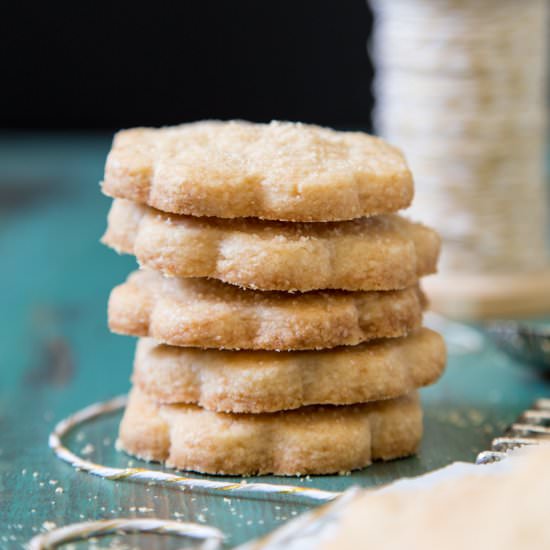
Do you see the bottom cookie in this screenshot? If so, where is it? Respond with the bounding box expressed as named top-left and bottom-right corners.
top-left (118, 388), bottom-right (422, 476)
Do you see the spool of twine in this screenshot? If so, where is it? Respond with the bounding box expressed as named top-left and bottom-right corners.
top-left (369, 0), bottom-right (550, 317)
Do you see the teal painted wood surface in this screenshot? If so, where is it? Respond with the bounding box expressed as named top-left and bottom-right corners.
top-left (1, 134), bottom-right (549, 548)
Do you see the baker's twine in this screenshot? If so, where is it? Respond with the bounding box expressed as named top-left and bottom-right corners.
top-left (369, 0), bottom-right (550, 274)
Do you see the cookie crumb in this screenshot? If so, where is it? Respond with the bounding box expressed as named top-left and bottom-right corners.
top-left (81, 443), bottom-right (95, 455)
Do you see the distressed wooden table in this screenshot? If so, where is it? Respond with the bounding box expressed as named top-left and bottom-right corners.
top-left (1, 134), bottom-right (548, 549)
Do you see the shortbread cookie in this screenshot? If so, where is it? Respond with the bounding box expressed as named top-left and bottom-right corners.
top-left (102, 120), bottom-right (413, 222)
top-left (108, 269), bottom-right (425, 350)
top-left (103, 199), bottom-right (440, 291)
top-left (133, 328), bottom-right (445, 412)
top-left (118, 388), bottom-right (422, 475)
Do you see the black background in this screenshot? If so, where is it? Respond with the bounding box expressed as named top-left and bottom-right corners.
top-left (2, 1), bottom-right (374, 131)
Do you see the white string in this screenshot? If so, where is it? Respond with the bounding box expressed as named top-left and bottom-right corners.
top-left (49, 395), bottom-right (340, 502)
top-left (28, 518), bottom-right (224, 550)
top-left (370, 0), bottom-right (550, 274)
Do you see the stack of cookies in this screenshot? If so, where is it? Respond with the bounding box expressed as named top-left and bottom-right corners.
top-left (100, 121), bottom-right (446, 476)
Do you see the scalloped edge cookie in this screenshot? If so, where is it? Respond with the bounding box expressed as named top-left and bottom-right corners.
top-left (101, 120), bottom-right (413, 222)
top-left (108, 269), bottom-right (425, 350)
top-left (133, 328), bottom-right (445, 412)
top-left (103, 199), bottom-right (440, 291)
top-left (118, 388), bottom-right (422, 475)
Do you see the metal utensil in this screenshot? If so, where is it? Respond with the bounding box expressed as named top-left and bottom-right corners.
top-left (476, 397), bottom-right (550, 464)
top-left (485, 320), bottom-right (550, 373)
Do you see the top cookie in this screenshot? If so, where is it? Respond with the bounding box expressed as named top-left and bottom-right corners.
top-left (102, 120), bottom-right (413, 221)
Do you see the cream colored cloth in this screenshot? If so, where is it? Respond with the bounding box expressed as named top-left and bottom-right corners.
top-left (243, 444), bottom-right (550, 549)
